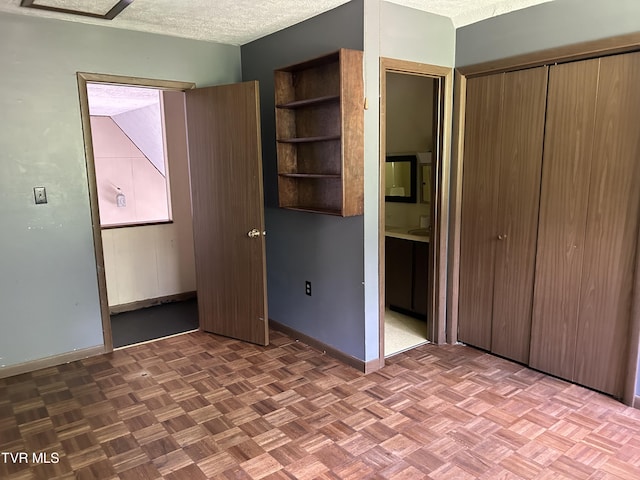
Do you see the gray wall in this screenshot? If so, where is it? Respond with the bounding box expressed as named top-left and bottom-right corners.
top-left (0, 12), bottom-right (240, 368)
top-left (362, 1), bottom-right (455, 360)
top-left (241, 0), bottom-right (366, 360)
top-left (379, 1), bottom-right (455, 67)
top-left (456, 0), bottom-right (640, 66)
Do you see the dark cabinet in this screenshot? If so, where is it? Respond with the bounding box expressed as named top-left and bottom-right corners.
top-left (385, 236), bottom-right (428, 319)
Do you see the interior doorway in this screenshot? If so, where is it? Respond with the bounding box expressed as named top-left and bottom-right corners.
top-left (78, 74), bottom-right (269, 353)
top-left (77, 73), bottom-right (198, 351)
top-left (378, 59), bottom-right (453, 361)
top-left (85, 84), bottom-right (198, 348)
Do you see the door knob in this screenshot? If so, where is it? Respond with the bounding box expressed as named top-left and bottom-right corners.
top-left (247, 228), bottom-right (261, 238)
top-left (498, 234), bottom-right (508, 240)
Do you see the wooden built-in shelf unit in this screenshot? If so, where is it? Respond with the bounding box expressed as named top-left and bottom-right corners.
top-left (274, 48), bottom-right (364, 216)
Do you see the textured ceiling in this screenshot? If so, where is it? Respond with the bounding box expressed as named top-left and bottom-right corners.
top-left (0, 0), bottom-right (554, 46)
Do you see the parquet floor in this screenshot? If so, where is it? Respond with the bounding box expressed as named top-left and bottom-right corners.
top-left (2, 330), bottom-right (640, 480)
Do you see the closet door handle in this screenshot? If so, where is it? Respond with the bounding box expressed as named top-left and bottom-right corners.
top-left (498, 234), bottom-right (508, 241)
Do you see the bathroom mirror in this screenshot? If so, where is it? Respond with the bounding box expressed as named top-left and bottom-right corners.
top-left (385, 154), bottom-right (417, 203)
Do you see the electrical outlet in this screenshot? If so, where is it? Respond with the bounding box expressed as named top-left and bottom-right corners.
top-left (34, 186), bottom-right (47, 205)
top-left (305, 281), bottom-right (312, 296)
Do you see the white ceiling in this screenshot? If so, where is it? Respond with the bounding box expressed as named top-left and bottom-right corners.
top-left (0, 0), bottom-right (554, 46)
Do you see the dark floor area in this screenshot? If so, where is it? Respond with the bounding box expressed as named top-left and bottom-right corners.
top-left (110, 298), bottom-right (199, 348)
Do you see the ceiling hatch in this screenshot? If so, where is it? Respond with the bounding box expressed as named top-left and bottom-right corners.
top-left (20, 0), bottom-right (133, 20)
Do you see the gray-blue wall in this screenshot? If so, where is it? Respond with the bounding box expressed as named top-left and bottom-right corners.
top-left (456, 0), bottom-right (640, 67)
top-left (241, 0), bottom-right (366, 360)
top-left (0, 12), bottom-right (240, 368)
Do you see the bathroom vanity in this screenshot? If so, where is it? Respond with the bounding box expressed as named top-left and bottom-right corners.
top-left (385, 227), bottom-right (429, 319)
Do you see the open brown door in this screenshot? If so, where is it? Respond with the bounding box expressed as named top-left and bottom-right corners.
top-left (185, 81), bottom-right (268, 346)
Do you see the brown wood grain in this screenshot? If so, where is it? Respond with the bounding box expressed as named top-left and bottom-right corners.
top-left (185, 81), bottom-right (268, 346)
top-left (293, 59), bottom-right (341, 101)
top-left (339, 48), bottom-right (364, 217)
top-left (297, 141), bottom-right (341, 175)
top-left (274, 49), bottom-right (363, 216)
top-left (295, 102), bottom-right (341, 139)
top-left (3, 329), bottom-right (640, 479)
top-left (274, 70), bottom-right (295, 106)
top-left (277, 175), bottom-right (299, 209)
top-left (529, 59), bottom-right (600, 380)
top-left (275, 142), bottom-right (296, 174)
top-left (490, 66), bottom-right (548, 364)
top-left (457, 73), bottom-right (503, 351)
top-left (295, 177), bottom-right (342, 213)
top-left (573, 51), bottom-right (640, 397)
top-left (447, 71), bottom-right (467, 345)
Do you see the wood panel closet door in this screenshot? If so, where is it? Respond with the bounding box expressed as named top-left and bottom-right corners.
top-left (491, 67), bottom-right (548, 364)
top-left (459, 68), bottom-right (547, 360)
top-left (573, 52), bottom-right (640, 397)
top-left (529, 59), bottom-right (600, 379)
top-left (458, 74), bottom-right (503, 351)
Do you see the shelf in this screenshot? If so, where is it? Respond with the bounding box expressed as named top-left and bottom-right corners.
top-left (274, 48), bottom-right (363, 217)
top-left (276, 135), bottom-right (340, 144)
top-left (279, 173), bottom-right (341, 179)
top-left (276, 95), bottom-right (340, 109)
top-left (281, 206), bottom-right (342, 216)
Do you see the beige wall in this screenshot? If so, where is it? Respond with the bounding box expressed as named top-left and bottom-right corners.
top-left (386, 72), bottom-right (434, 154)
top-left (100, 91), bottom-right (196, 307)
top-left (384, 72), bottom-right (434, 229)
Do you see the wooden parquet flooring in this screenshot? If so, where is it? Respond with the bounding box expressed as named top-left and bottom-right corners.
top-left (2, 330), bottom-right (640, 479)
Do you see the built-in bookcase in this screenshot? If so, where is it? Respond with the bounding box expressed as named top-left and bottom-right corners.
top-left (274, 48), bottom-right (364, 216)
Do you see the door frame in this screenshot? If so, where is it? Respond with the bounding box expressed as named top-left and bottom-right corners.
top-left (77, 72), bottom-right (195, 353)
top-left (378, 58), bottom-right (453, 363)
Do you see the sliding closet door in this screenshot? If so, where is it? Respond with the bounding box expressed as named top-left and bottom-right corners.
top-left (573, 51), bottom-right (640, 396)
top-left (459, 68), bottom-right (547, 360)
top-left (458, 74), bottom-right (503, 351)
top-left (529, 59), bottom-right (600, 379)
top-left (531, 52), bottom-right (640, 397)
top-left (490, 67), bottom-right (548, 364)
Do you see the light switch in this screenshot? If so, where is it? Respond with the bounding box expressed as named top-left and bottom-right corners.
top-left (34, 186), bottom-right (47, 205)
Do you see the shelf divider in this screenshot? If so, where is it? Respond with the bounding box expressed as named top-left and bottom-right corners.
top-left (276, 135), bottom-right (340, 144)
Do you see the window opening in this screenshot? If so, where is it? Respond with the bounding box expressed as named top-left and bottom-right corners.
top-left (87, 83), bottom-right (172, 227)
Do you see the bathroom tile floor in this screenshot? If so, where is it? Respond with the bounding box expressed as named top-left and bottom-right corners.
top-left (384, 309), bottom-right (428, 357)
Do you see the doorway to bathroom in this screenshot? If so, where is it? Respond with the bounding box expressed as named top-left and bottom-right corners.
top-left (379, 59), bottom-right (453, 359)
